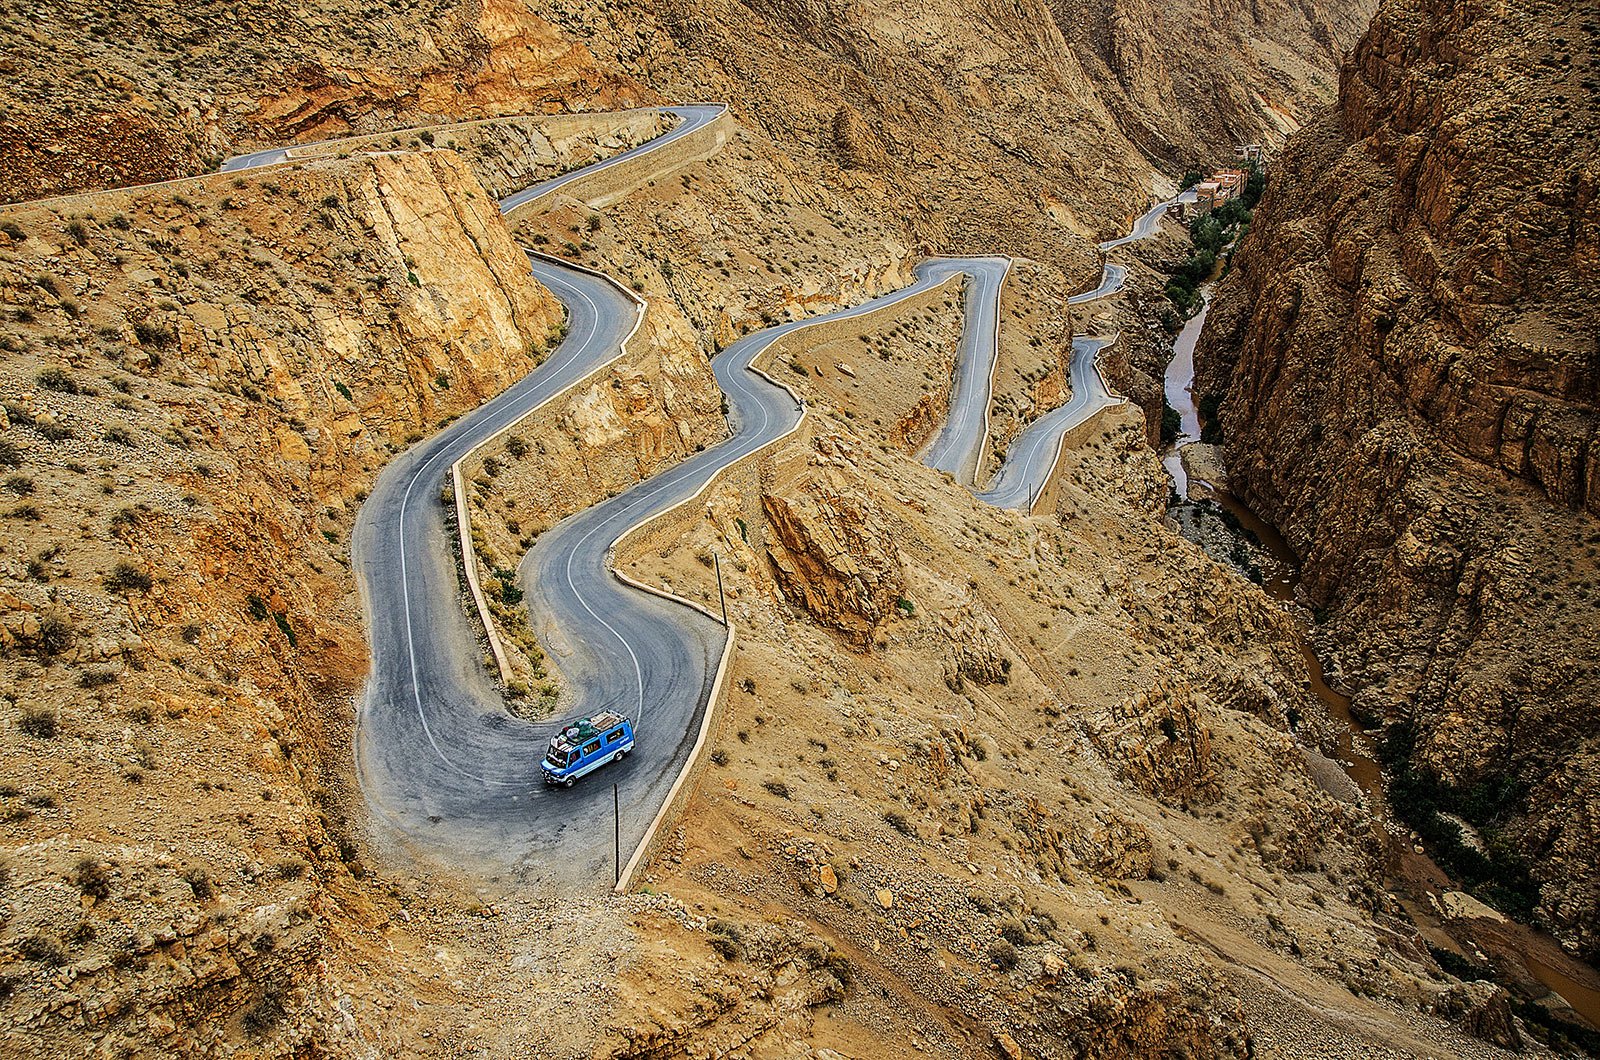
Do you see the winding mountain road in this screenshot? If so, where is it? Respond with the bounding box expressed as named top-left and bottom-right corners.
top-left (1097, 189), bottom-right (1198, 252)
top-left (340, 109), bottom-right (728, 883)
top-left (918, 257), bottom-right (1011, 487)
top-left (16, 98), bottom-right (1184, 885)
top-left (973, 337), bottom-right (1119, 509)
top-left (1067, 263), bottom-right (1128, 305)
top-left (222, 104), bottom-right (725, 181)
top-left (345, 122), bottom-right (1183, 882)
top-left (219, 104), bottom-right (1180, 883)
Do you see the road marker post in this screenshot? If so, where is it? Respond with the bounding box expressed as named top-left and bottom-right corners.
top-left (714, 554), bottom-right (728, 628)
top-left (614, 782), bottom-right (621, 888)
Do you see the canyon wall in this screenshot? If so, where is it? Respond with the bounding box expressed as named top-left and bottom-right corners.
top-left (1197, 0), bottom-right (1600, 957)
top-left (1044, 0), bottom-right (1370, 165)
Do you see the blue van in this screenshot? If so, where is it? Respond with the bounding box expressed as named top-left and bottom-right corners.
top-left (542, 710), bottom-right (634, 787)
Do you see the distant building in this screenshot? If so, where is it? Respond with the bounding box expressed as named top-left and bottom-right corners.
top-left (1236, 143), bottom-right (1266, 163)
top-left (1214, 169), bottom-right (1247, 196)
top-left (1192, 169), bottom-right (1251, 213)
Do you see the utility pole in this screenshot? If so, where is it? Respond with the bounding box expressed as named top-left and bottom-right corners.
top-left (613, 782), bottom-right (621, 888)
top-left (714, 553), bottom-right (728, 627)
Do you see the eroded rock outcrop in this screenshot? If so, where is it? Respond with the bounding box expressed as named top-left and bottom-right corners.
top-left (1086, 679), bottom-right (1218, 803)
top-left (762, 457), bottom-right (906, 650)
top-left (940, 601), bottom-right (1012, 690)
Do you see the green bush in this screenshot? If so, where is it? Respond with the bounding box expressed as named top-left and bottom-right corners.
top-left (1198, 393), bottom-right (1226, 444)
top-left (18, 934), bottom-right (66, 966)
top-left (37, 367), bottom-right (79, 393)
top-left (1381, 721), bottom-right (1540, 919)
top-left (132, 320), bottom-right (175, 349)
top-left (103, 561), bottom-right (152, 594)
top-left (78, 668), bottom-right (118, 689)
top-left (1159, 402), bottom-right (1182, 446)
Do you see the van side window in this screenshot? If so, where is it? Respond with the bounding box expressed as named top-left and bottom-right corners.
top-left (606, 729), bottom-right (625, 744)
top-left (582, 740), bottom-right (601, 756)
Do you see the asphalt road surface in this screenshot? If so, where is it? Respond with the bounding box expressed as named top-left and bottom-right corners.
top-left (1097, 189), bottom-right (1198, 252)
top-left (498, 105), bottom-right (725, 213)
top-left (1067, 263), bottom-right (1128, 305)
top-left (919, 257), bottom-right (1013, 487)
top-left (974, 338), bottom-right (1119, 509)
top-left (345, 112), bottom-right (730, 885)
top-left (351, 258), bottom-right (674, 885)
top-left (500, 258), bottom-right (1025, 883)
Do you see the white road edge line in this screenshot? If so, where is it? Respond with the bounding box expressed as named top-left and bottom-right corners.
top-left (449, 256), bottom-right (647, 685)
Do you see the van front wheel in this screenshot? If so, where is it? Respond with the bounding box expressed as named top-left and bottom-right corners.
top-left (612, 750), bottom-right (626, 764)
top-left (563, 776), bottom-right (576, 789)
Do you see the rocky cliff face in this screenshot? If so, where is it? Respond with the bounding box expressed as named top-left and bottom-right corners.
top-left (764, 461), bottom-right (909, 649)
top-left (1197, 0), bottom-right (1600, 957)
top-left (1046, 0), bottom-right (1369, 164)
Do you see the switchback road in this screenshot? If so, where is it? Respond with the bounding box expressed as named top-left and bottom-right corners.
top-left (265, 107), bottom-right (1177, 883)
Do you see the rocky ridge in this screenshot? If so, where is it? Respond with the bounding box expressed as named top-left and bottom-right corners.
top-left (0, 0), bottom-right (645, 202)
